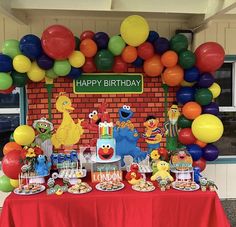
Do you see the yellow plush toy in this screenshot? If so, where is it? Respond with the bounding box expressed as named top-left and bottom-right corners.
top-left (150, 161), bottom-right (174, 182)
top-left (51, 93), bottom-right (84, 149)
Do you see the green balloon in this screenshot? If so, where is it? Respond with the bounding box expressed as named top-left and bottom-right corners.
top-left (0, 175), bottom-right (14, 192)
top-left (74, 36), bottom-right (81, 50)
top-left (2, 39), bottom-right (21, 59)
top-left (178, 115), bottom-right (193, 128)
top-left (46, 68), bottom-right (58, 79)
top-left (170, 34), bottom-right (188, 53)
top-left (11, 71), bottom-right (28, 87)
top-left (195, 88), bottom-right (213, 106)
top-left (53, 60), bottom-right (71, 76)
top-left (0, 72), bottom-right (13, 90)
top-left (9, 133), bottom-right (15, 142)
top-left (108, 35), bottom-right (126, 56)
top-left (95, 50), bottom-right (114, 71)
top-left (178, 50), bottom-right (196, 69)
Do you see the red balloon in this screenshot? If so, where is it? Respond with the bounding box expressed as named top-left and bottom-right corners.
top-left (137, 42), bottom-right (154, 60)
top-left (192, 158), bottom-right (206, 172)
top-left (0, 86), bottom-right (15, 94)
top-left (112, 56), bottom-right (128, 73)
top-left (80, 30), bottom-right (95, 41)
top-left (2, 150), bottom-right (23, 179)
top-left (195, 42), bottom-right (225, 72)
top-left (82, 58), bottom-right (97, 73)
top-left (41, 25), bottom-right (75, 60)
top-left (178, 128), bottom-right (196, 145)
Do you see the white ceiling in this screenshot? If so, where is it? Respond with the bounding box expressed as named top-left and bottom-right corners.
top-left (1, 0), bottom-right (236, 30)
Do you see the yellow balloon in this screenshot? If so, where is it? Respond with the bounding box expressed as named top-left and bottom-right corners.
top-left (181, 80), bottom-right (195, 87)
top-left (13, 55), bottom-right (31, 73)
top-left (208, 82), bottom-right (221, 98)
top-left (27, 61), bottom-right (45, 82)
top-left (120, 15), bottom-right (149, 47)
top-left (192, 114), bottom-right (224, 143)
top-left (10, 179), bottom-right (19, 188)
top-left (13, 125), bottom-right (35, 146)
top-left (69, 51), bottom-right (85, 68)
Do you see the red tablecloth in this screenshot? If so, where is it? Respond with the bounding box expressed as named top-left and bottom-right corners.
top-left (0, 181), bottom-right (230, 227)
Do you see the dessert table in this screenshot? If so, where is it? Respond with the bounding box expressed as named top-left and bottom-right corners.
top-left (0, 179), bottom-right (230, 227)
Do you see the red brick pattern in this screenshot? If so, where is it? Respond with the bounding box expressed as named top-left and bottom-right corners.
top-left (27, 67), bottom-right (177, 151)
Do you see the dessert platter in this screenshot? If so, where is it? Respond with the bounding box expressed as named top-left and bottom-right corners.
top-left (68, 179), bottom-right (92, 194)
top-left (14, 184), bottom-right (46, 195)
top-left (95, 180), bottom-right (124, 192)
top-left (172, 181), bottom-right (200, 191)
top-left (132, 180), bottom-right (155, 192)
top-left (58, 168), bottom-right (87, 179)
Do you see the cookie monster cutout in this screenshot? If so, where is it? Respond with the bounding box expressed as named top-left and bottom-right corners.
top-left (35, 155), bottom-right (51, 176)
top-left (114, 105), bottom-right (147, 166)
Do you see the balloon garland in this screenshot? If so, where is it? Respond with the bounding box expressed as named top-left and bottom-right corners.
top-left (0, 15), bottom-right (225, 173)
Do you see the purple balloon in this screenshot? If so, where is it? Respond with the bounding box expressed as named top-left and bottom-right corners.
top-left (202, 102), bottom-right (219, 115)
top-left (154, 37), bottom-right (170, 55)
top-left (186, 144), bottom-right (203, 161)
top-left (184, 67), bottom-right (200, 82)
top-left (176, 87), bottom-right (195, 104)
top-left (67, 66), bottom-right (82, 79)
top-left (93, 32), bottom-right (109, 50)
top-left (203, 144), bottom-right (219, 161)
top-left (36, 54), bottom-right (54, 70)
top-left (198, 73), bottom-right (215, 88)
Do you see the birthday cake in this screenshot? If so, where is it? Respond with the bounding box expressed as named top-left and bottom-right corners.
top-left (93, 122), bottom-right (120, 163)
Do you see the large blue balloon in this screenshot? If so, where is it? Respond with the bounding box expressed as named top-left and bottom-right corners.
top-left (202, 102), bottom-right (219, 115)
top-left (36, 54), bottom-right (54, 70)
top-left (154, 37), bottom-right (169, 55)
top-left (203, 144), bottom-right (219, 161)
top-left (132, 57), bottom-right (143, 68)
top-left (176, 87), bottom-right (195, 104)
top-left (93, 32), bottom-right (109, 50)
top-left (147, 31), bottom-right (159, 43)
top-left (19, 34), bottom-right (42, 60)
top-left (197, 73), bottom-right (215, 88)
top-left (184, 67), bottom-right (200, 82)
top-left (67, 67), bottom-right (82, 79)
top-left (186, 144), bottom-right (202, 161)
top-left (0, 54), bottom-right (13, 72)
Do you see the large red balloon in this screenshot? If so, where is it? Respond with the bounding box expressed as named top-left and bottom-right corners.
top-left (41, 25), bottom-right (75, 60)
top-left (192, 158), bottom-right (206, 172)
top-left (178, 128), bottom-right (196, 145)
top-left (2, 150), bottom-right (23, 179)
top-left (112, 56), bottom-right (128, 73)
top-left (195, 42), bottom-right (225, 72)
top-left (82, 58), bottom-right (97, 73)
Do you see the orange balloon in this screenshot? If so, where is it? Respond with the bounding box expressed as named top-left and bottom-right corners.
top-left (195, 140), bottom-right (207, 148)
top-left (161, 50), bottom-right (178, 67)
top-left (3, 142), bottom-right (22, 155)
top-left (143, 55), bottom-right (164, 77)
top-left (162, 65), bottom-right (184, 86)
top-left (79, 38), bottom-right (97, 58)
top-left (182, 102), bottom-right (202, 120)
top-left (121, 46), bottom-right (137, 63)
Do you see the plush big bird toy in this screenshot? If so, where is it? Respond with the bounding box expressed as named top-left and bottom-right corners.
top-left (51, 93), bottom-right (84, 149)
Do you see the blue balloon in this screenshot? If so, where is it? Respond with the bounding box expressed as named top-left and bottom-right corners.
top-left (67, 67), bottom-right (82, 79)
top-left (176, 87), bottom-right (195, 104)
top-left (186, 144), bottom-right (202, 161)
top-left (203, 144), bottom-right (219, 161)
top-left (93, 32), bottom-right (109, 50)
top-left (202, 102), bottom-right (219, 115)
top-left (132, 57), bottom-right (143, 67)
top-left (184, 67), bottom-right (200, 82)
top-left (36, 54), bottom-right (54, 70)
top-left (19, 34), bottom-right (42, 60)
top-left (147, 31), bottom-right (159, 43)
top-left (197, 73), bottom-right (215, 88)
top-left (0, 54), bottom-right (13, 72)
top-left (154, 37), bottom-right (170, 55)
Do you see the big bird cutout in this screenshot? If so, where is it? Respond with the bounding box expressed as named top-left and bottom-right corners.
top-left (51, 93), bottom-right (84, 149)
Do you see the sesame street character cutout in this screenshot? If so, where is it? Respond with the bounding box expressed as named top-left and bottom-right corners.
top-left (114, 105), bottom-right (147, 166)
top-left (33, 117), bottom-right (53, 160)
top-left (125, 163), bottom-right (142, 185)
top-left (98, 144), bottom-right (114, 160)
top-left (164, 102), bottom-right (180, 152)
top-left (51, 93), bottom-right (84, 149)
top-left (143, 116), bottom-right (163, 153)
top-left (150, 161), bottom-right (173, 182)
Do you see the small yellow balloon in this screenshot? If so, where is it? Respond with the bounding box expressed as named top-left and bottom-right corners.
top-left (10, 179), bottom-right (19, 188)
top-left (192, 114), bottom-right (224, 143)
top-left (13, 125), bottom-right (35, 146)
top-left (13, 55), bottom-right (31, 73)
top-left (208, 82), bottom-right (221, 98)
top-left (120, 15), bottom-right (149, 47)
top-left (181, 80), bottom-right (195, 87)
top-left (69, 51), bottom-right (85, 68)
top-left (27, 61), bottom-right (45, 82)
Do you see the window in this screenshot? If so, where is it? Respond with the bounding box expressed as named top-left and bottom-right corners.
top-left (214, 59), bottom-right (236, 156)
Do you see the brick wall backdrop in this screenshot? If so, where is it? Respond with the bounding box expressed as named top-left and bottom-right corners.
top-left (27, 66), bottom-right (177, 151)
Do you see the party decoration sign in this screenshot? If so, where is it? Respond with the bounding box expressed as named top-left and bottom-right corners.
top-left (73, 73), bottom-right (143, 94)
